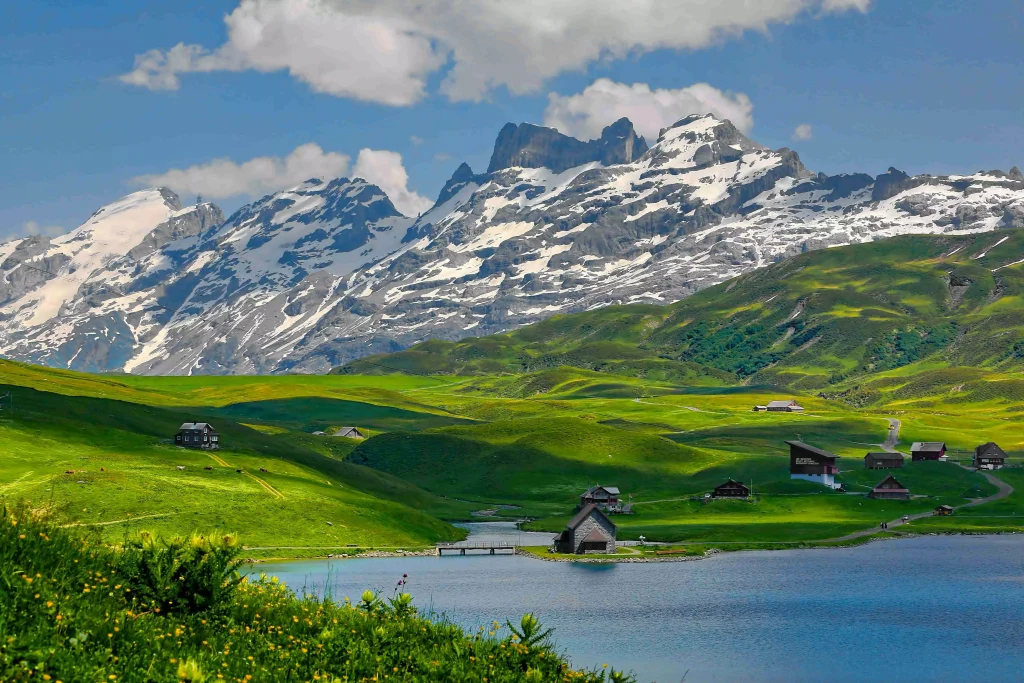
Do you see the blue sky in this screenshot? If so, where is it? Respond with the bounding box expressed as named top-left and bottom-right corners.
top-left (2, 0), bottom-right (1023, 238)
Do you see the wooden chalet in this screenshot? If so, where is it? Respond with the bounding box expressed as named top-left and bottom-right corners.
top-left (786, 440), bottom-right (841, 489)
top-left (767, 400), bottom-right (804, 413)
top-left (175, 422), bottom-right (219, 450)
top-left (974, 442), bottom-right (1007, 469)
top-left (712, 479), bottom-right (750, 498)
top-left (864, 452), bottom-right (904, 470)
top-left (910, 442), bottom-right (946, 461)
top-left (579, 485), bottom-right (621, 511)
top-left (553, 504), bottom-right (617, 554)
top-left (752, 405), bottom-right (768, 412)
top-left (333, 427), bottom-right (366, 439)
top-left (868, 475), bottom-right (910, 500)
top-left (934, 505), bottom-right (954, 516)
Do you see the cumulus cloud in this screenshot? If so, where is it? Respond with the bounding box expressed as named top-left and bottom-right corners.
top-left (120, 0), bottom-right (871, 105)
top-left (3, 220), bottom-right (66, 241)
top-left (131, 143), bottom-right (351, 199)
top-left (793, 123), bottom-right (814, 141)
top-left (353, 149), bottom-right (433, 216)
top-left (544, 79), bottom-right (754, 141)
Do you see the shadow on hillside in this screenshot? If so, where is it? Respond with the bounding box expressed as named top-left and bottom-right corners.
top-left (667, 419), bottom-right (880, 454)
top-left (205, 397), bottom-right (474, 431)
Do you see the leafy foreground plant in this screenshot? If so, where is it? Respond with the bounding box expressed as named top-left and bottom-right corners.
top-left (0, 504), bottom-right (636, 682)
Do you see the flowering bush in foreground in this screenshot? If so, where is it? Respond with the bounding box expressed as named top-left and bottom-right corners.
top-left (0, 504), bottom-right (635, 682)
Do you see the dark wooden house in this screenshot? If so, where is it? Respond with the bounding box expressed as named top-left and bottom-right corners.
top-left (767, 400), bottom-right (804, 413)
top-left (864, 452), bottom-right (904, 469)
top-left (553, 504), bottom-right (617, 554)
top-left (910, 442), bottom-right (946, 461)
top-left (333, 426), bottom-right (366, 439)
top-left (175, 422), bottom-right (219, 450)
top-left (579, 485), bottom-right (621, 511)
top-left (712, 479), bottom-right (750, 498)
top-left (934, 505), bottom-right (954, 516)
top-left (868, 475), bottom-right (910, 500)
top-left (974, 442), bottom-right (1007, 469)
top-left (786, 440), bottom-right (841, 489)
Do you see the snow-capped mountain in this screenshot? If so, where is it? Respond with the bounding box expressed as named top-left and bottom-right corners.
top-left (2, 115), bottom-right (1023, 374)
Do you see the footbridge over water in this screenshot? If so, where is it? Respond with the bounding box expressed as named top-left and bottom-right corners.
top-left (436, 542), bottom-right (518, 556)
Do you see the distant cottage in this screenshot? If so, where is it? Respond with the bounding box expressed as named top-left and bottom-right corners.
top-left (910, 442), bottom-right (946, 461)
top-left (553, 504), bottom-right (617, 554)
top-left (868, 475), bottom-right (910, 500)
top-left (974, 442), bottom-right (1007, 469)
top-left (175, 422), bottom-right (219, 450)
top-left (934, 504), bottom-right (954, 516)
top-left (864, 452), bottom-right (904, 469)
top-left (767, 400), bottom-right (803, 413)
top-left (786, 440), bottom-right (841, 489)
top-left (579, 485), bottom-right (621, 511)
top-left (712, 479), bottom-right (750, 498)
top-left (333, 427), bottom-right (366, 439)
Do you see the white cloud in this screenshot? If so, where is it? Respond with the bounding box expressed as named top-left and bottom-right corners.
top-left (793, 123), bottom-right (814, 141)
top-left (3, 220), bottom-right (66, 241)
top-left (353, 149), bottom-right (433, 216)
top-left (433, 153), bottom-right (452, 162)
top-left (544, 79), bottom-right (754, 141)
top-left (120, 0), bottom-right (871, 105)
top-left (131, 143), bottom-right (351, 199)
top-left (409, 135), bottom-right (424, 146)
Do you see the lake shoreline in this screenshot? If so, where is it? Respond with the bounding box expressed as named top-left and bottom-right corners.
top-left (243, 528), bottom-right (1022, 564)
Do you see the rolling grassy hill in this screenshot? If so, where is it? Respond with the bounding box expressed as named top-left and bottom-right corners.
top-left (338, 229), bottom-right (1024, 401)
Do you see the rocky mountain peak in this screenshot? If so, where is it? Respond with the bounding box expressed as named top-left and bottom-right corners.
top-left (486, 118), bottom-right (648, 174)
top-left (1010, 166), bottom-right (1023, 181)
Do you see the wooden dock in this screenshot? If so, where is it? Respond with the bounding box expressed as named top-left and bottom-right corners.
top-left (436, 542), bottom-right (517, 556)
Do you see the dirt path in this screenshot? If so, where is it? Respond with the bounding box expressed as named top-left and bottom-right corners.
top-left (207, 452), bottom-right (284, 499)
top-left (881, 418), bottom-right (901, 452)
top-left (828, 470), bottom-right (1012, 542)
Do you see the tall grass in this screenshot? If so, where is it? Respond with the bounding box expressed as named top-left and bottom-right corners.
top-left (0, 504), bottom-right (635, 682)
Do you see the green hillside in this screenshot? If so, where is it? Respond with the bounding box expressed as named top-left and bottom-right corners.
top-left (338, 230), bottom-right (1024, 400)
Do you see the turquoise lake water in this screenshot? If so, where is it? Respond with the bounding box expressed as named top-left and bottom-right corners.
top-left (253, 528), bottom-right (1024, 682)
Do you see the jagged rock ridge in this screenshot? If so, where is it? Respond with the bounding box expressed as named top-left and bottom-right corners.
top-left (1, 115), bottom-right (1022, 374)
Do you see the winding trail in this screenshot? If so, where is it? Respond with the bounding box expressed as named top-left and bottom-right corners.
top-left (882, 418), bottom-right (901, 452)
top-left (207, 452), bottom-right (285, 499)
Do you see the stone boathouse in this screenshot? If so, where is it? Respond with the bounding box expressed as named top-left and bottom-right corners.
top-left (553, 504), bottom-right (617, 554)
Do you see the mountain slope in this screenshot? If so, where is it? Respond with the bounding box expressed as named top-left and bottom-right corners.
top-left (1, 116), bottom-right (1023, 374)
top-left (339, 229), bottom-right (1024, 400)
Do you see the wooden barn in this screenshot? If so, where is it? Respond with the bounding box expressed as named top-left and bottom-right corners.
top-left (553, 504), bottom-right (617, 554)
top-left (786, 440), bottom-right (841, 489)
top-left (175, 422), bottom-right (219, 450)
top-left (767, 400), bottom-right (804, 413)
top-left (864, 452), bottom-right (904, 469)
top-left (910, 442), bottom-right (946, 461)
top-left (333, 427), bottom-right (366, 439)
top-left (934, 505), bottom-right (954, 516)
top-left (868, 475), bottom-right (910, 500)
top-left (712, 479), bottom-right (750, 498)
top-left (579, 485), bottom-right (621, 511)
top-left (974, 442), bottom-right (1007, 469)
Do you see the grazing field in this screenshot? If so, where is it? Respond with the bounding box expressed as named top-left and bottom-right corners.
top-left (3, 358), bottom-right (1019, 552)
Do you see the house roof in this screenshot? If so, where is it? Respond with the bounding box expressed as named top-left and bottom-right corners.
top-left (911, 442), bottom-right (946, 452)
top-left (936, 504), bottom-right (954, 511)
top-left (566, 504), bottom-right (615, 531)
top-left (785, 441), bottom-right (839, 460)
top-left (865, 452), bottom-right (904, 460)
top-left (179, 422), bottom-right (212, 430)
top-left (333, 427), bottom-right (363, 436)
top-left (872, 475), bottom-right (908, 491)
top-left (583, 528), bottom-right (610, 542)
top-left (767, 400), bottom-right (800, 408)
top-left (582, 485), bottom-right (620, 497)
top-left (716, 478), bottom-right (748, 488)
top-left (976, 442), bottom-right (1007, 458)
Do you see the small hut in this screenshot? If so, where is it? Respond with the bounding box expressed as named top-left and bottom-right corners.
top-left (174, 422), bottom-right (219, 450)
top-left (333, 427), bottom-right (366, 439)
top-left (868, 475), bottom-right (910, 500)
top-left (910, 442), bottom-right (946, 461)
top-left (864, 452), bottom-right (904, 469)
top-left (934, 505), bottom-right (954, 516)
top-left (552, 505), bottom-right (617, 554)
top-left (712, 479), bottom-right (750, 498)
top-left (787, 441), bottom-right (841, 489)
top-left (767, 400), bottom-right (804, 413)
